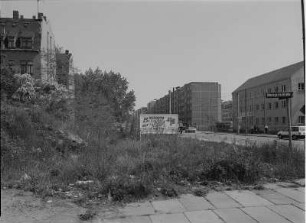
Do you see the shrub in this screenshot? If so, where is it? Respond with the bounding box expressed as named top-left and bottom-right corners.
top-left (0, 68), bottom-right (19, 99)
top-left (11, 73), bottom-right (36, 102)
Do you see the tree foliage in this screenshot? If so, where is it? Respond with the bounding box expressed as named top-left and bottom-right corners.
top-left (75, 68), bottom-right (136, 122)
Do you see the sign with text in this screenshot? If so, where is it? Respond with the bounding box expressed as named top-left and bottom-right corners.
top-left (140, 114), bottom-right (179, 134)
top-left (266, 92), bottom-right (293, 99)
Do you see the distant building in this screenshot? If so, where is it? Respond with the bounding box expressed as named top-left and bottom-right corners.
top-left (232, 61), bottom-right (305, 133)
top-left (56, 49), bottom-right (74, 92)
top-left (147, 100), bottom-right (156, 114)
top-left (221, 100), bottom-right (233, 123)
top-left (148, 82), bottom-right (221, 131)
top-left (135, 107), bottom-right (148, 117)
top-left (0, 10), bottom-right (56, 83)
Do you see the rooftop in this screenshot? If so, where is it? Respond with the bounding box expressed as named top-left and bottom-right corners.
top-left (233, 61), bottom-right (304, 93)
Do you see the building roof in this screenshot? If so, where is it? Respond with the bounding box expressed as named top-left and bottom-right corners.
top-left (233, 61), bottom-right (304, 93)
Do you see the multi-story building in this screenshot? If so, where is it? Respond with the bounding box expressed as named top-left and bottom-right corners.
top-left (147, 100), bottom-right (156, 113)
top-left (148, 82), bottom-right (221, 131)
top-left (56, 49), bottom-right (74, 91)
top-left (221, 100), bottom-right (233, 123)
top-left (232, 61), bottom-right (305, 133)
top-left (0, 10), bottom-right (56, 83)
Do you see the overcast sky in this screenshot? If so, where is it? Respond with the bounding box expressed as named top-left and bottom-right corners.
top-left (1, 0), bottom-right (303, 109)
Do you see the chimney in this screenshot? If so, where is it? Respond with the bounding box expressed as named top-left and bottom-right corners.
top-left (13, 10), bottom-right (19, 19)
top-left (20, 15), bottom-right (24, 19)
top-left (65, 50), bottom-right (69, 55)
top-left (38, 12), bottom-right (43, 20)
top-left (32, 15), bottom-right (36, 19)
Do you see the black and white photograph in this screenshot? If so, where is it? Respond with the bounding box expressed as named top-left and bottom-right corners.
top-left (0, 0), bottom-right (305, 222)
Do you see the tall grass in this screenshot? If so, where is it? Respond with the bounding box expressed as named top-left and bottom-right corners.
top-left (1, 102), bottom-right (305, 202)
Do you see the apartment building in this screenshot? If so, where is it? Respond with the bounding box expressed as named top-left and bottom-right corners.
top-left (56, 49), bottom-right (74, 91)
top-left (0, 10), bottom-right (56, 83)
top-left (148, 82), bottom-right (221, 131)
top-left (232, 61), bottom-right (305, 133)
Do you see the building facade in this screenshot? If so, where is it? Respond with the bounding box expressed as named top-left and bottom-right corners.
top-left (0, 11), bottom-right (56, 83)
top-left (56, 49), bottom-right (74, 92)
top-left (232, 61), bottom-right (305, 133)
top-left (221, 100), bottom-right (233, 123)
top-left (148, 82), bottom-right (221, 131)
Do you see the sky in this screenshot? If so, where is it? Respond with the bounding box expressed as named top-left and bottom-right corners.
top-left (0, 0), bottom-right (304, 109)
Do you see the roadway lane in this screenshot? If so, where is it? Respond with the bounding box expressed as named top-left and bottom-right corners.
top-left (181, 131), bottom-right (305, 150)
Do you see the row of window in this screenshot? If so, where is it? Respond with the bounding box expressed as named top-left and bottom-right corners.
top-left (7, 60), bottom-right (33, 74)
top-left (239, 83), bottom-right (304, 100)
top-left (245, 115), bottom-right (305, 125)
top-left (1, 37), bottom-right (34, 49)
top-left (240, 100), bottom-right (287, 113)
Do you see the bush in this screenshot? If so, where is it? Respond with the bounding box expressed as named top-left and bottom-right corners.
top-left (1, 68), bottom-right (19, 100)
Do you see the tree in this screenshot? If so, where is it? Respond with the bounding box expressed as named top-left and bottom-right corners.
top-left (75, 68), bottom-right (136, 122)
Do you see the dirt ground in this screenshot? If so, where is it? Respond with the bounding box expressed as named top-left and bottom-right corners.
top-left (0, 189), bottom-right (88, 223)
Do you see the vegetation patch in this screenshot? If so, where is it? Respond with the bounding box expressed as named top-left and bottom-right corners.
top-left (1, 68), bottom-right (304, 207)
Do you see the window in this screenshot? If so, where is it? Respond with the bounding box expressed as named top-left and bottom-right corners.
top-left (298, 83), bottom-right (305, 91)
top-left (274, 117), bottom-right (279, 124)
top-left (268, 117), bottom-right (272, 123)
top-left (281, 100), bottom-right (287, 108)
top-left (21, 61), bottom-right (27, 74)
top-left (7, 36), bottom-right (15, 48)
top-left (261, 103), bottom-right (265, 110)
top-left (274, 86), bottom-right (279, 92)
top-left (256, 104), bottom-right (260, 110)
top-left (8, 60), bottom-right (14, 70)
top-left (298, 116), bottom-right (305, 124)
top-left (256, 118), bottom-right (259, 125)
top-left (249, 105), bottom-right (252, 111)
top-left (21, 38), bottom-right (33, 49)
top-left (262, 118), bottom-right (265, 125)
top-left (20, 61), bottom-right (33, 74)
top-left (267, 88), bottom-right (272, 93)
top-left (282, 116), bottom-right (286, 124)
top-left (281, 85), bottom-right (286, 92)
top-left (268, 103), bottom-right (272, 110)
top-left (274, 102), bottom-right (279, 109)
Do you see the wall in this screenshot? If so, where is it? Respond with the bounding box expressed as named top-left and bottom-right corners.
top-left (39, 15), bottom-right (56, 83)
top-left (191, 82), bottom-right (221, 131)
top-left (291, 67), bottom-right (305, 125)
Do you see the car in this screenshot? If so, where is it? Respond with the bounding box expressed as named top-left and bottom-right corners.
top-left (185, 126), bottom-right (197, 133)
top-left (277, 126), bottom-right (305, 140)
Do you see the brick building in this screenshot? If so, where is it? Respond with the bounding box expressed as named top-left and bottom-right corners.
top-left (232, 61), bottom-right (305, 133)
top-left (148, 82), bottom-right (221, 131)
top-left (0, 10), bottom-right (56, 83)
top-left (56, 49), bottom-right (75, 93)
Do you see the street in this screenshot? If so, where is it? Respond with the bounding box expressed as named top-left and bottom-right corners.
top-left (181, 131), bottom-right (305, 150)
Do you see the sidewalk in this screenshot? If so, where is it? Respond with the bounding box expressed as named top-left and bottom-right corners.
top-left (98, 180), bottom-right (305, 223)
top-left (0, 180), bottom-right (304, 223)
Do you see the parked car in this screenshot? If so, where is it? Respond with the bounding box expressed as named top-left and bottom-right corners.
top-left (185, 126), bottom-right (197, 133)
top-left (277, 126), bottom-right (305, 140)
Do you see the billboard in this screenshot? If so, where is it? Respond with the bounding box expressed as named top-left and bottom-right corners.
top-left (140, 114), bottom-right (179, 134)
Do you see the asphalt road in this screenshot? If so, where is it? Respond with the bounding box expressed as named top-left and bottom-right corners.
top-left (181, 131), bottom-right (305, 150)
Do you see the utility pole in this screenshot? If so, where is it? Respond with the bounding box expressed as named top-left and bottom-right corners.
top-left (37, 0), bottom-right (40, 14)
top-left (169, 90), bottom-right (171, 114)
top-left (245, 89), bottom-right (247, 134)
top-left (237, 92), bottom-right (240, 134)
top-left (302, 0), bottom-right (305, 73)
top-left (286, 98), bottom-right (292, 150)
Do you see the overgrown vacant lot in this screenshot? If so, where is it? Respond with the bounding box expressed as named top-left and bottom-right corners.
top-left (1, 70), bottom-right (304, 206)
top-left (1, 103), bottom-right (304, 205)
